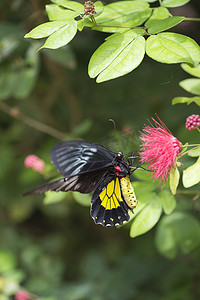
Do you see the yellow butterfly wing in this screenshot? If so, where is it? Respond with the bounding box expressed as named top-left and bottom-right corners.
top-left (90, 174), bottom-right (130, 226)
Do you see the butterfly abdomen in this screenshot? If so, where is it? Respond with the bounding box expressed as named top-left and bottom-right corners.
top-left (120, 177), bottom-right (137, 210)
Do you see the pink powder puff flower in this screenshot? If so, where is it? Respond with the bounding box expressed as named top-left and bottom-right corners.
top-left (14, 290), bottom-right (29, 300)
top-left (24, 155), bottom-right (45, 173)
top-left (140, 118), bottom-right (182, 183)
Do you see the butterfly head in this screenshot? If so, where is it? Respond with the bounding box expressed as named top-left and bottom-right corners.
top-left (114, 152), bottom-right (130, 177)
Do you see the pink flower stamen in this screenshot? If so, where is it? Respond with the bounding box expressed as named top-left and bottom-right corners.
top-left (140, 117), bottom-right (182, 183)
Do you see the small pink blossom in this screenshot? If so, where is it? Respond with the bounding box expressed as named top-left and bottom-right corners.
top-left (140, 118), bottom-right (182, 183)
top-left (15, 290), bottom-right (29, 300)
top-left (185, 114), bottom-right (200, 131)
top-left (24, 155), bottom-right (45, 173)
top-left (32, 159), bottom-right (45, 172)
top-left (24, 155), bottom-right (39, 168)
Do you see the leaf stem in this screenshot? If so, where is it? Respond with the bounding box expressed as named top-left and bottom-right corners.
top-left (93, 24), bottom-right (142, 29)
top-left (196, 127), bottom-right (200, 132)
top-left (179, 144), bottom-right (200, 157)
top-left (185, 17), bottom-right (200, 22)
top-left (176, 190), bottom-right (199, 195)
top-left (90, 15), bottom-right (97, 26)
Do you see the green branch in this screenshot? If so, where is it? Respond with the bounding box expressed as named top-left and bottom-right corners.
top-left (0, 102), bottom-right (67, 140)
top-left (185, 17), bottom-right (200, 22)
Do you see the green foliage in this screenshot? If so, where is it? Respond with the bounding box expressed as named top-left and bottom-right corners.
top-left (183, 157), bottom-right (200, 187)
top-left (172, 63), bottom-right (200, 106)
top-left (155, 212), bottom-right (200, 259)
top-left (162, 0), bottom-right (191, 7)
top-left (88, 29), bottom-right (146, 83)
top-left (130, 184), bottom-right (177, 238)
top-left (0, 24), bottom-right (39, 100)
top-left (169, 166), bottom-right (180, 195)
top-left (24, 0), bottom-right (200, 82)
top-left (130, 194), bottom-right (163, 237)
top-left (146, 32), bottom-right (200, 65)
top-left (147, 16), bottom-right (185, 34)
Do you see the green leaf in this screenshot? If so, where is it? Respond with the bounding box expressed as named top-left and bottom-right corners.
top-left (147, 16), bottom-right (185, 34)
top-left (169, 166), bottom-right (180, 195)
top-left (132, 181), bottom-right (157, 197)
top-left (155, 212), bottom-right (200, 259)
top-left (94, 1), bottom-right (104, 17)
top-left (180, 143), bottom-right (188, 154)
top-left (0, 250), bottom-right (17, 273)
top-left (0, 43), bottom-right (39, 100)
top-left (77, 19), bottom-right (93, 31)
top-left (146, 32), bottom-right (200, 66)
top-left (162, 0), bottom-right (191, 8)
top-left (181, 63), bottom-right (200, 78)
top-left (129, 191), bottom-right (156, 221)
top-left (40, 21), bottom-right (77, 50)
top-left (45, 4), bottom-right (79, 21)
top-left (188, 146), bottom-right (200, 157)
top-left (182, 157), bottom-right (200, 188)
top-left (160, 190), bottom-right (177, 214)
top-left (179, 78), bottom-right (200, 96)
top-left (43, 191), bottom-right (67, 204)
top-left (130, 195), bottom-right (162, 238)
top-left (25, 21), bottom-right (68, 39)
top-left (14, 69), bottom-right (37, 99)
top-left (89, 29), bottom-right (145, 83)
top-left (95, 1), bottom-right (150, 27)
top-left (172, 96), bottom-right (200, 106)
top-left (94, 8), bottom-right (152, 33)
top-left (145, 7), bottom-right (170, 26)
top-left (51, 0), bottom-right (84, 12)
top-left (97, 35), bottom-right (145, 82)
top-left (138, 0), bottom-right (157, 2)
top-left (131, 181), bottom-right (157, 219)
top-left (73, 192), bottom-right (91, 206)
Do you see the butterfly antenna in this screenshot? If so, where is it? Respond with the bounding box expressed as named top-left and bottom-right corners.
top-left (109, 119), bottom-right (117, 153)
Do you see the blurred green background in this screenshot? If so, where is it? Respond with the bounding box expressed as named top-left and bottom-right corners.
top-left (0, 0), bottom-right (200, 299)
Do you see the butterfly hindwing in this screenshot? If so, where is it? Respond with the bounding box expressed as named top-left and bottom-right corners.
top-left (24, 169), bottom-right (107, 196)
top-left (90, 173), bottom-right (130, 226)
top-left (50, 141), bottom-right (116, 177)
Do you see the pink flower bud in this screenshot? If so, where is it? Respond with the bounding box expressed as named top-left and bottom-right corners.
top-left (24, 155), bottom-right (39, 168)
top-left (32, 159), bottom-right (45, 173)
top-left (24, 155), bottom-right (45, 173)
top-left (15, 290), bottom-right (29, 300)
top-left (186, 114), bottom-right (200, 131)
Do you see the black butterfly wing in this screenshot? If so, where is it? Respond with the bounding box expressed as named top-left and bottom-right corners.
top-left (50, 141), bottom-right (116, 177)
top-left (90, 173), bottom-right (130, 226)
top-left (24, 169), bottom-right (107, 196)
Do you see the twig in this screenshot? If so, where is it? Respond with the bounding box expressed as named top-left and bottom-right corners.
top-left (0, 102), bottom-right (67, 140)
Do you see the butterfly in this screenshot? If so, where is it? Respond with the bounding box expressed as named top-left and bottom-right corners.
top-left (24, 141), bottom-right (138, 226)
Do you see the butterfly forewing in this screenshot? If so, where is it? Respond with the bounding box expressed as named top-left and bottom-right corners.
top-left (90, 173), bottom-right (130, 226)
top-left (50, 141), bottom-right (116, 177)
top-left (24, 169), bottom-right (107, 196)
